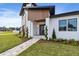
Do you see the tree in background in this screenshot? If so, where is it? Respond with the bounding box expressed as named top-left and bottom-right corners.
top-left (3, 26), bottom-right (6, 31)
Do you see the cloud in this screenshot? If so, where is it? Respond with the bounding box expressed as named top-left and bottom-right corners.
top-left (0, 8), bottom-right (21, 27)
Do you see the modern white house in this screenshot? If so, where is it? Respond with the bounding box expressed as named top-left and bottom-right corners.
top-left (20, 3), bottom-right (79, 40)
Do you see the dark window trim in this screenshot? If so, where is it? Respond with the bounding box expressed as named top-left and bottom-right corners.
top-left (68, 18), bottom-right (77, 31)
top-left (59, 20), bottom-right (67, 31)
top-left (58, 18), bottom-right (77, 32)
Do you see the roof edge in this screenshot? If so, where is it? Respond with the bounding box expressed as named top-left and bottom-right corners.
top-left (19, 4), bottom-right (55, 16)
top-left (50, 10), bottom-right (79, 18)
top-left (19, 3), bottom-right (37, 16)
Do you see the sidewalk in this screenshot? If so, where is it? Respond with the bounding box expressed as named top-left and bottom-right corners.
top-left (0, 37), bottom-right (40, 56)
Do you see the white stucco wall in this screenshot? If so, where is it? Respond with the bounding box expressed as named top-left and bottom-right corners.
top-left (21, 8), bottom-right (35, 37)
top-left (24, 10), bottom-right (34, 37)
top-left (22, 13), bottom-right (26, 26)
top-left (21, 10), bottom-right (27, 34)
top-left (27, 21), bottom-right (33, 37)
top-left (25, 10), bottom-right (28, 27)
top-left (33, 22), bottom-right (38, 35)
top-left (49, 14), bottom-right (79, 40)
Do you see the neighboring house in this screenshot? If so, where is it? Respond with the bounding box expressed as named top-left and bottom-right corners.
top-left (20, 3), bottom-right (79, 40)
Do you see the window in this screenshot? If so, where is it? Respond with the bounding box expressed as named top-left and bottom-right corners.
top-left (59, 18), bottom-right (77, 31)
top-left (68, 18), bottom-right (77, 31)
top-left (59, 20), bottom-right (67, 31)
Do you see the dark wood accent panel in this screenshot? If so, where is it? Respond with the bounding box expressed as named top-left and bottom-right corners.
top-left (28, 9), bottom-right (49, 20)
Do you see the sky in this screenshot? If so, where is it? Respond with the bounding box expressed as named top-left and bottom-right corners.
top-left (0, 3), bottom-right (22, 28)
top-left (0, 3), bottom-right (79, 27)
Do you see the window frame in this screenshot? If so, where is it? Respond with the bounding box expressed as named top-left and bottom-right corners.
top-left (59, 20), bottom-right (67, 31)
top-left (58, 18), bottom-right (77, 31)
top-left (68, 18), bottom-right (77, 31)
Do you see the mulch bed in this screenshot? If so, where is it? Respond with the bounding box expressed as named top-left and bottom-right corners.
top-left (38, 39), bottom-right (79, 46)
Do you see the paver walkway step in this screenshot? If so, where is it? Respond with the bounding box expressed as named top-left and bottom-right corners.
top-left (0, 38), bottom-right (40, 56)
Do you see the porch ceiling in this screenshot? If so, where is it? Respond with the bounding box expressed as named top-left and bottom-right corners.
top-left (34, 19), bottom-right (45, 22)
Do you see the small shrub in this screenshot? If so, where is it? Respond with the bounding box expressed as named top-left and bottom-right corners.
top-left (62, 39), bottom-right (68, 44)
top-left (22, 25), bottom-right (25, 37)
top-left (26, 27), bottom-right (28, 38)
top-left (49, 38), bottom-right (53, 41)
top-left (28, 36), bottom-right (32, 39)
top-left (19, 30), bottom-right (21, 35)
top-left (50, 37), bottom-right (79, 46)
top-left (70, 39), bottom-right (77, 46)
top-left (76, 41), bottom-right (79, 46)
top-left (52, 29), bottom-right (56, 40)
top-left (56, 38), bottom-right (64, 42)
top-left (21, 36), bottom-right (32, 42)
top-left (44, 26), bottom-right (48, 40)
top-left (18, 35), bottom-right (22, 38)
top-left (40, 38), bottom-right (45, 40)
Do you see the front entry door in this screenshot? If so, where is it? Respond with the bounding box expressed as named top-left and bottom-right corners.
top-left (39, 24), bottom-right (45, 35)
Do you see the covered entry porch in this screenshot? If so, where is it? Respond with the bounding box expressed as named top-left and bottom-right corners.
top-left (33, 20), bottom-right (45, 36)
top-left (28, 18), bottom-right (50, 40)
top-left (27, 8), bottom-right (50, 39)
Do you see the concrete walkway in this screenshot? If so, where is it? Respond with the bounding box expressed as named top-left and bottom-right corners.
top-left (0, 37), bottom-right (41, 56)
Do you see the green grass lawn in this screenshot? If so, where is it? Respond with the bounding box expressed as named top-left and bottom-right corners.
top-left (19, 40), bottom-right (79, 56)
top-left (0, 32), bottom-right (22, 53)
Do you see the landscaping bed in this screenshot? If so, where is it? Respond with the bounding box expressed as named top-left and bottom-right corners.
top-left (49, 38), bottom-right (79, 46)
top-left (19, 40), bottom-right (79, 56)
